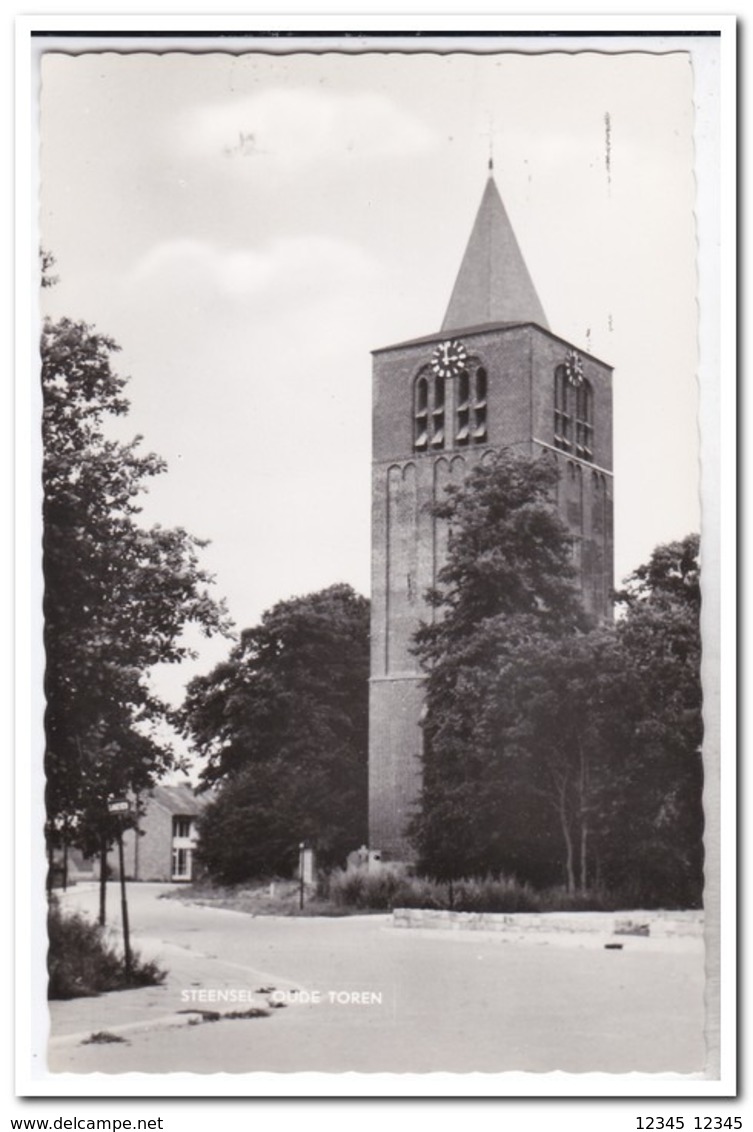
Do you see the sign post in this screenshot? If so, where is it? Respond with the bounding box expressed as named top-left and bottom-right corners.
top-left (298, 842), bottom-right (305, 911)
top-left (298, 842), bottom-right (315, 911)
top-left (108, 798), bottom-right (132, 979)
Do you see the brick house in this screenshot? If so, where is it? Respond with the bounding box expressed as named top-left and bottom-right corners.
top-left (103, 783), bottom-right (209, 882)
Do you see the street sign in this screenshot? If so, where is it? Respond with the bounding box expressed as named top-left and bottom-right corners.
top-left (107, 799), bottom-right (130, 814)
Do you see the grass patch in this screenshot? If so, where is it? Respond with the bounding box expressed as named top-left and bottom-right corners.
top-left (160, 879), bottom-right (353, 918)
top-left (47, 899), bottom-right (167, 1000)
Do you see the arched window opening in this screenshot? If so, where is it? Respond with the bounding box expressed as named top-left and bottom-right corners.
top-left (432, 376), bottom-right (445, 448)
top-left (414, 375), bottom-right (429, 450)
top-left (554, 365), bottom-right (571, 452)
top-left (574, 380), bottom-right (594, 462)
top-left (473, 367), bottom-right (488, 442)
top-left (456, 370), bottom-right (470, 445)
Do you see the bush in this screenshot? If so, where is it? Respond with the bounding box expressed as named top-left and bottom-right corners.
top-left (325, 868), bottom-right (616, 913)
top-left (164, 872), bottom-right (632, 917)
top-left (47, 899), bottom-right (166, 999)
top-left (325, 866), bottom-right (419, 911)
top-left (447, 876), bottom-right (540, 913)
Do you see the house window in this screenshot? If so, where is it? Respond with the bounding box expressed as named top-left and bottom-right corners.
top-left (173, 816), bottom-right (192, 839)
top-left (414, 371), bottom-right (445, 451)
top-left (172, 847), bottom-right (191, 880)
top-left (574, 380), bottom-right (594, 462)
top-left (554, 365), bottom-right (571, 452)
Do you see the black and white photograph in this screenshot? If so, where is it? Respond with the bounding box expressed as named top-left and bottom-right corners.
top-left (20, 20), bottom-right (734, 1099)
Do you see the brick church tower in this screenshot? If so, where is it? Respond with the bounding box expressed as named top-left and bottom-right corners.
top-left (368, 168), bottom-right (614, 859)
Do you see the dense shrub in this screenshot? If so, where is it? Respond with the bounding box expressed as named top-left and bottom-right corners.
top-left (325, 868), bottom-right (619, 913)
top-left (47, 899), bottom-right (166, 999)
top-left (324, 867), bottom-right (439, 911)
top-left (165, 873), bottom-right (667, 918)
top-left (447, 876), bottom-right (541, 913)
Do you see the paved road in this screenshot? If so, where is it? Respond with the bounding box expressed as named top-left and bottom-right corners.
top-left (47, 883), bottom-right (706, 1075)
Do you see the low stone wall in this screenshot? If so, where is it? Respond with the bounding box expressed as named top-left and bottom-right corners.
top-left (392, 907), bottom-right (704, 938)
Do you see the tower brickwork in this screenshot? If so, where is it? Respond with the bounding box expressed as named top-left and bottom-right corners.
top-left (368, 174), bottom-right (614, 859)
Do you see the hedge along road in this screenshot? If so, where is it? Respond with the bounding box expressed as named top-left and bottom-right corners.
top-left (47, 882), bottom-right (705, 1076)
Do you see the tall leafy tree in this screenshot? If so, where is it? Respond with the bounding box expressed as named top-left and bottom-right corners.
top-left (472, 628), bottom-right (635, 892)
top-left (609, 534), bottom-right (704, 906)
top-left (42, 308), bottom-right (230, 864)
top-left (182, 584), bottom-right (370, 881)
top-left (412, 452), bottom-right (704, 907)
top-left (411, 449), bottom-right (589, 882)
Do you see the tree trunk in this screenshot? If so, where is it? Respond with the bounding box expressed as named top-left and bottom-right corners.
top-left (580, 822), bottom-right (588, 892)
top-left (577, 736), bottom-right (589, 892)
top-left (62, 822), bottom-right (69, 892)
top-left (557, 795), bottom-right (576, 894)
top-left (46, 837), bottom-right (54, 898)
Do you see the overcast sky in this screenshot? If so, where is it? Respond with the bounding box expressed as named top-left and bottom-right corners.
top-left (39, 44), bottom-right (702, 703)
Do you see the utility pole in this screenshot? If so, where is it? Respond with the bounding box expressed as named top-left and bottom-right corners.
top-left (116, 828), bottom-right (132, 979)
top-left (108, 797), bottom-right (132, 979)
top-left (98, 833), bottom-right (107, 926)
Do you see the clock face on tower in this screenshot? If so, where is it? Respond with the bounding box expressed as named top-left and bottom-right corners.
top-left (564, 349), bottom-right (584, 388)
top-left (431, 339), bottom-right (467, 379)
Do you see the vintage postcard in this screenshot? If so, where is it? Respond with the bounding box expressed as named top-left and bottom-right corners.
top-left (19, 19), bottom-right (735, 1103)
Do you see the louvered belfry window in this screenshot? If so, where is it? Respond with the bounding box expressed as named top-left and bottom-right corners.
top-left (554, 364), bottom-right (571, 452)
top-left (414, 374), bottom-right (429, 450)
top-left (414, 371), bottom-right (446, 451)
top-left (456, 365), bottom-right (487, 447)
top-left (473, 367), bottom-right (487, 442)
top-left (574, 380), bottom-right (594, 461)
top-left (555, 359), bottom-right (594, 462)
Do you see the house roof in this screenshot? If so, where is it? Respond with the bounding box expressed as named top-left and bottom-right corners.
top-left (150, 783), bottom-right (208, 817)
top-left (441, 172), bottom-right (549, 333)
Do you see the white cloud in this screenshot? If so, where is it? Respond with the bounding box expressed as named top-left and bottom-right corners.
top-left (128, 234), bottom-right (379, 303)
top-left (178, 87), bottom-right (437, 168)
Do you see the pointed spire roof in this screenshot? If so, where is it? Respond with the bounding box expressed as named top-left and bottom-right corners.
top-left (441, 172), bottom-right (549, 333)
